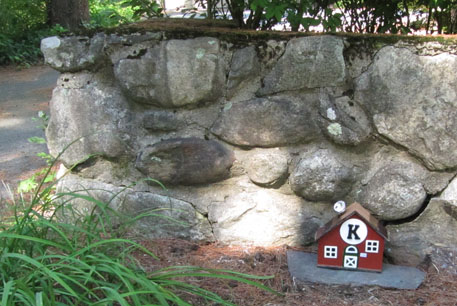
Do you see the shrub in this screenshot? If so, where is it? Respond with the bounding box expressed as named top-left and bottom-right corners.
top-left (0, 151), bottom-right (277, 305)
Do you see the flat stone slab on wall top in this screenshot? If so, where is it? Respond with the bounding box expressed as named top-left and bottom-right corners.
top-left (41, 34), bottom-right (106, 72)
top-left (287, 251), bottom-right (425, 290)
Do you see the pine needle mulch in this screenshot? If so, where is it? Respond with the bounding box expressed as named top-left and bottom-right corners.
top-left (136, 239), bottom-right (457, 306)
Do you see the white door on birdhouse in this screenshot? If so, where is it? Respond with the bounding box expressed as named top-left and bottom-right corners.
top-left (343, 246), bottom-right (358, 269)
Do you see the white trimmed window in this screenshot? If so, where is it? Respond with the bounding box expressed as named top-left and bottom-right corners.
top-left (365, 240), bottom-right (379, 253)
top-left (324, 246), bottom-right (338, 259)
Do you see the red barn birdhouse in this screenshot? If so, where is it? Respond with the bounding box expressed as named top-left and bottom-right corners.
top-left (315, 202), bottom-right (388, 272)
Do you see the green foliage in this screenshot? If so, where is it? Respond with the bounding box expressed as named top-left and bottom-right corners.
top-left (200, 0), bottom-right (456, 33)
top-left (0, 0), bottom-right (51, 65)
top-left (0, 24), bottom-right (67, 66)
top-left (89, 0), bottom-right (134, 27)
top-left (27, 137), bottom-right (47, 145)
top-left (32, 111), bottom-right (50, 131)
top-left (335, 0), bottom-right (410, 33)
top-left (16, 176), bottom-right (40, 194)
top-left (2, 144), bottom-right (279, 305)
top-left (122, 0), bottom-right (164, 20)
top-left (0, 0), bottom-right (47, 38)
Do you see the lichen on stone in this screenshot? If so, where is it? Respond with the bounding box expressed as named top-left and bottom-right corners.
top-left (327, 123), bottom-right (342, 136)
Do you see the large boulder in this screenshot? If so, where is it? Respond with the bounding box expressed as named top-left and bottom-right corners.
top-left (355, 46), bottom-right (457, 170)
top-left (41, 34), bottom-right (106, 72)
top-left (114, 37), bottom-right (225, 108)
top-left (135, 138), bottom-right (234, 185)
top-left (211, 96), bottom-right (319, 147)
top-left (46, 72), bottom-right (132, 166)
top-left (290, 148), bottom-right (356, 202)
top-left (356, 152), bottom-right (429, 221)
top-left (57, 174), bottom-right (213, 241)
top-left (386, 198), bottom-right (457, 266)
top-left (257, 36), bottom-right (345, 96)
top-left (358, 163), bottom-right (427, 221)
top-left (208, 187), bottom-right (333, 246)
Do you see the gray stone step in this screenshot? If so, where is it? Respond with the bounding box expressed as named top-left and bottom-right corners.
top-left (287, 250), bottom-right (425, 290)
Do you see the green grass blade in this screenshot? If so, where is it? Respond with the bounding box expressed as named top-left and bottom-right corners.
top-left (35, 291), bottom-right (43, 306)
top-left (70, 238), bottom-right (158, 260)
top-left (0, 233), bottom-right (69, 252)
top-left (98, 287), bottom-right (130, 306)
top-left (32, 220), bottom-right (74, 251)
top-left (1, 280), bottom-right (14, 306)
top-left (3, 253), bottom-right (80, 300)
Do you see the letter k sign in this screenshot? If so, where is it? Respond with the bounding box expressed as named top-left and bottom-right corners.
top-left (347, 224), bottom-right (360, 240)
top-left (340, 219), bottom-right (368, 245)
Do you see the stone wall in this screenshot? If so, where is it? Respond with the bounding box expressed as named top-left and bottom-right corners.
top-left (41, 23), bottom-right (457, 267)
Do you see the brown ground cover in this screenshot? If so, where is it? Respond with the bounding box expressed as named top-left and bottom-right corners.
top-left (136, 239), bottom-right (457, 306)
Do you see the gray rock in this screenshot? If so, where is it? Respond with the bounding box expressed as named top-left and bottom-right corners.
top-left (114, 37), bottom-right (225, 108)
top-left (143, 111), bottom-right (181, 132)
top-left (122, 191), bottom-right (213, 241)
top-left (227, 46), bottom-right (260, 98)
top-left (57, 174), bottom-right (213, 241)
top-left (107, 32), bottom-right (163, 46)
top-left (41, 34), bottom-right (106, 72)
top-left (46, 72), bottom-right (132, 166)
top-left (353, 148), bottom-right (453, 199)
top-left (358, 162), bottom-right (427, 221)
top-left (386, 198), bottom-right (457, 266)
top-left (135, 137), bottom-right (234, 185)
top-left (287, 251), bottom-right (425, 290)
top-left (355, 46), bottom-right (457, 170)
top-left (258, 36), bottom-right (345, 96)
top-left (245, 148), bottom-right (289, 187)
top-left (258, 40), bottom-right (287, 69)
top-left (107, 32), bottom-right (163, 63)
top-left (318, 94), bottom-right (372, 146)
top-left (290, 148), bottom-right (356, 201)
top-left (208, 187), bottom-right (331, 246)
top-left (440, 176), bottom-right (457, 205)
top-left (211, 96), bottom-right (319, 147)
top-left (423, 172), bottom-right (456, 195)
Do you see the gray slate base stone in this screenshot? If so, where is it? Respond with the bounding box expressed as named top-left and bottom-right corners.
top-left (287, 251), bottom-right (425, 290)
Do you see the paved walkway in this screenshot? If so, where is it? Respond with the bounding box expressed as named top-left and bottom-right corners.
top-left (0, 65), bottom-right (59, 200)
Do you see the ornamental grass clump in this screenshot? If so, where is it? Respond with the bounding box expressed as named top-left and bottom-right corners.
top-left (0, 152), bottom-right (277, 305)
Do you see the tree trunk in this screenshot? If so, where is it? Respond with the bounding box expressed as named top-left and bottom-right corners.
top-left (47, 0), bottom-right (89, 31)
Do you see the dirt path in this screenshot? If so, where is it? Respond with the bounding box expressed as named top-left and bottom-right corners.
top-left (0, 65), bottom-right (59, 200)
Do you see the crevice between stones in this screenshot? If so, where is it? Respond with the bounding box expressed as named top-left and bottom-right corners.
top-left (184, 199), bottom-right (216, 241)
top-left (205, 214), bottom-right (216, 240)
top-left (384, 194), bottom-right (433, 226)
